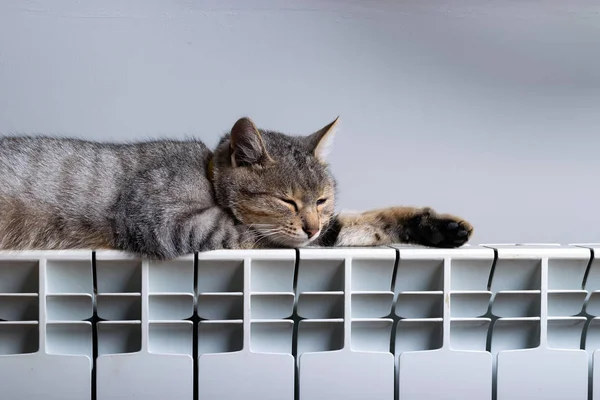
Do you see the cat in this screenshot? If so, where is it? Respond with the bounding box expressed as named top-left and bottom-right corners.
top-left (0, 117), bottom-right (473, 259)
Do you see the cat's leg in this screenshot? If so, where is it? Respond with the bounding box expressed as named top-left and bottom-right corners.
top-left (112, 204), bottom-right (258, 259)
top-left (318, 206), bottom-right (473, 248)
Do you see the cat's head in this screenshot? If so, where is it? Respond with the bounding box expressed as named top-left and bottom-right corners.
top-left (212, 116), bottom-right (339, 247)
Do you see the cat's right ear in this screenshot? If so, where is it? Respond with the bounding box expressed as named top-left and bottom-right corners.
top-left (306, 116), bottom-right (339, 162)
top-left (229, 117), bottom-right (272, 167)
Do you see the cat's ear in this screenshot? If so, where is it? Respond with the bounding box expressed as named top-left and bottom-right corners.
top-left (307, 116), bottom-right (339, 162)
top-left (229, 117), bottom-right (271, 167)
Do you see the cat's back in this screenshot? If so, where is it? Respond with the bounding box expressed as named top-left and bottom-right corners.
top-left (0, 134), bottom-right (214, 220)
top-left (0, 135), bottom-right (214, 250)
top-left (0, 135), bottom-right (212, 196)
top-left (1, 136), bottom-right (123, 200)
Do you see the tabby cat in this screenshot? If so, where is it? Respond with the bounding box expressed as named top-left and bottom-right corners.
top-left (0, 117), bottom-right (473, 259)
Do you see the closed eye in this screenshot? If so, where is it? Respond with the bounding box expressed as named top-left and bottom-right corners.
top-left (278, 198), bottom-right (298, 212)
top-left (316, 198), bottom-right (327, 206)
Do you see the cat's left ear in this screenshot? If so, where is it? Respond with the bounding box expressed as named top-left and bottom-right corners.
top-left (229, 117), bottom-right (272, 167)
top-left (307, 116), bottom-right (339, 162)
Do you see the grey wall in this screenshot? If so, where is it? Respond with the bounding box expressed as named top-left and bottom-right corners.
top-left (1, 0), bottom-right (599, 245)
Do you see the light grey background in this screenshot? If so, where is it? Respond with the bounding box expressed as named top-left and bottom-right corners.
top-left (1, 0), bottom-right (599, 245)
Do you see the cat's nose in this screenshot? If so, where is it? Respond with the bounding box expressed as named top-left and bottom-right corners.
top-left (303, 226), bottom-right (319, 239)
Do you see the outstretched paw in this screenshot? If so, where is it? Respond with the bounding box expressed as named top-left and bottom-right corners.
top-left (411, 208), bottom-right (473, 248)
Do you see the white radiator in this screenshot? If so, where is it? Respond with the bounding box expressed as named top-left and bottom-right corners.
top-left (0, 244), bottom-right (597, 400)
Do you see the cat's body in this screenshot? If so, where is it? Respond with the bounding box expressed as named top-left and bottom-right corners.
top-left (0, 117), bottom-right (473, 259)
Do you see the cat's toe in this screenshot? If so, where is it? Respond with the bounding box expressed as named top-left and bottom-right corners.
top-left (416, 212), bottom-right (473, 248)
top-left (437, 217), bottom-right (473, 247)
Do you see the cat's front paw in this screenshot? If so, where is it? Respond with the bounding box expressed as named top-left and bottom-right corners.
top-left (411, 208), bottom-right (473, 248)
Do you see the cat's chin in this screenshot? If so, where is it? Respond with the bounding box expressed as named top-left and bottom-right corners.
top-left (270, 234), bottom-right (319, 248)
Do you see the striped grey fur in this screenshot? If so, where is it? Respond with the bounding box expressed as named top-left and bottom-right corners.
top-left (0, 117), bottom-right (474, 259)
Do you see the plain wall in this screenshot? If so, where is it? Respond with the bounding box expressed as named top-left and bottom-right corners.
top-left (1, 0), bottom-right (599, 245)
